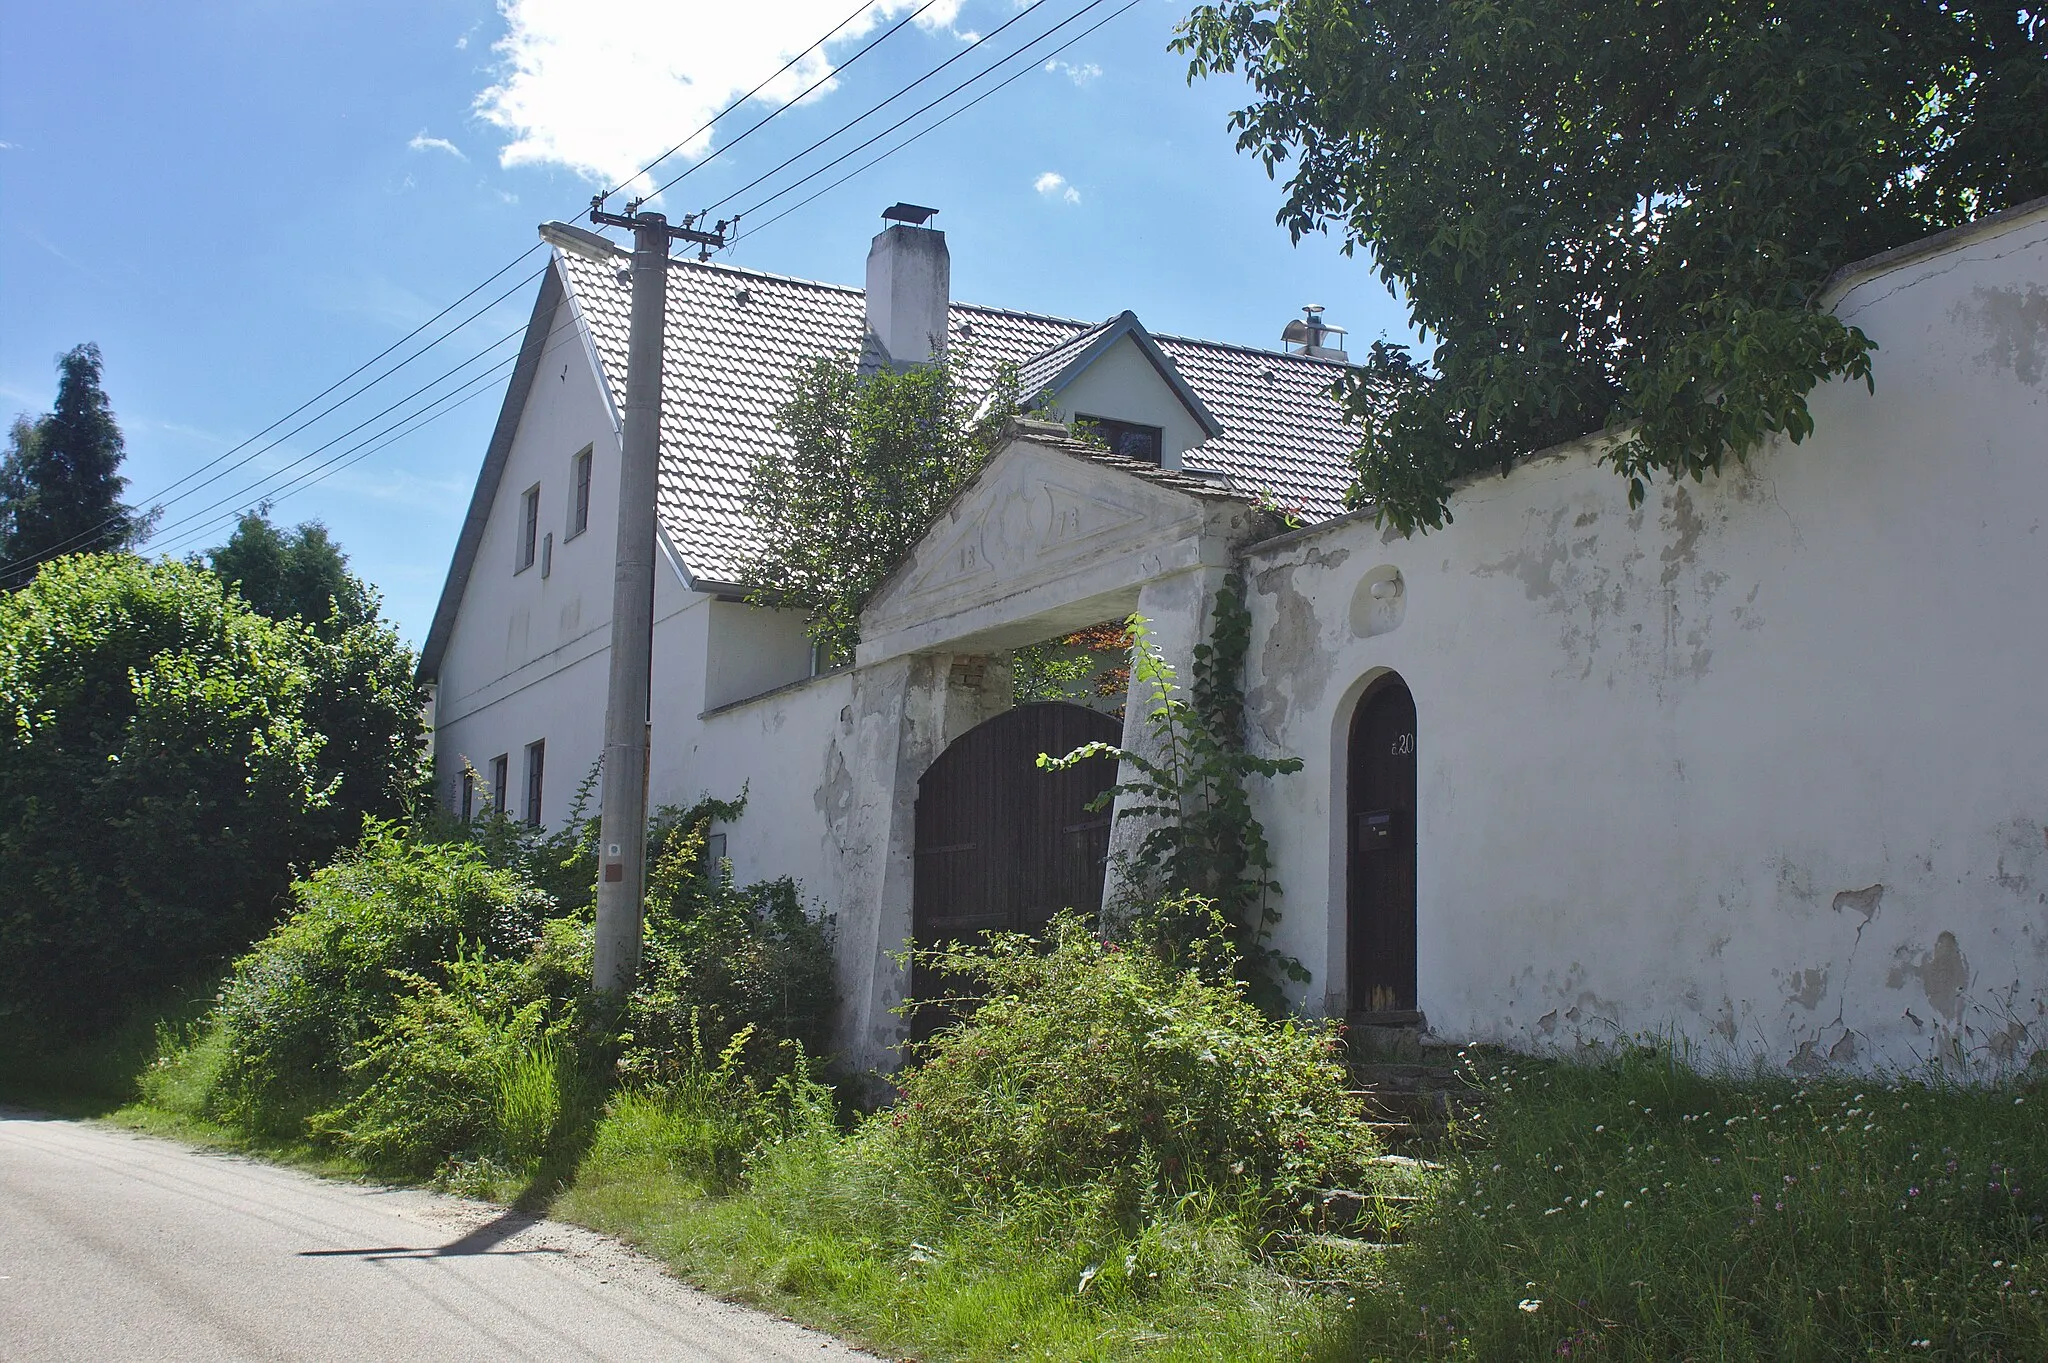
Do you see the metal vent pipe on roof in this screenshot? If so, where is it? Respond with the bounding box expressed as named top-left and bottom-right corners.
top-left (1281, 305), bottom-right (1349, 362)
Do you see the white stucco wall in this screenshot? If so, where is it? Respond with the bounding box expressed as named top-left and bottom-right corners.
top-left (1045, 335), bottom-right (1211, 470)
top-left (1242, 204), bottom-right (2048, 1074)
top-left (433, 280), bottom-right (625, 827)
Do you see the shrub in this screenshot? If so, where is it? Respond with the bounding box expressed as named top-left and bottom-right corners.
top-left (309, 953), bottom-right (570, 1176)
top-left (0, 555), bottom-right (328, 1026)
top-left (619, 805), bottom-right (838, 1081)
top-left (874, 911), bottom-right (1377, 1223)
top-left (0, 552), bottom-right (426, 1030)
top-left (204, 823), bottom-right (550, 1133)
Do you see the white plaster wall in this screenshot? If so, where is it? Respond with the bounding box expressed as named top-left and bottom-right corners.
top-left (1242, 206), bottom-right (2048, 1075)
top-left (1046, 335), bottom-right (1211, 469)
top-left (434, 277), bottom-right (624, 828)
top-left (682, 670), bottom-right (855, 916)
top-left (705, 600), bottom-right (815, 712)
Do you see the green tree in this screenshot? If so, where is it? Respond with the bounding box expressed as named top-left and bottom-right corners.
top-left (0, 557), bottom-right (328, 1025)
top-left (200, 510), bottom-right (426, 840)
top-left (742, 353), bottom-right (1020, 656)
top-left (1176, 1), bottom-right (2048, 532)
top-left (201, 509), bottom-right (373, 639)
top-left (0, 554), bottom-right (429, 1028)
top-left (0, 344), bottom-right (153, 585)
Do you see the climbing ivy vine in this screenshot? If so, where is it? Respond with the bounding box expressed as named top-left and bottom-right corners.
top-left (1042, 571), bottom-right (1306, 1013)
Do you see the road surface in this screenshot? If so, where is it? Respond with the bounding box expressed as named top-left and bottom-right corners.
top-left (0, 1109), bottom-right (876, 1362)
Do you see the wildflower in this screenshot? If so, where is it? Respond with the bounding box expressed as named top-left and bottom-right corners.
top-left (1518, 1299), bottom-right (1542, 1313)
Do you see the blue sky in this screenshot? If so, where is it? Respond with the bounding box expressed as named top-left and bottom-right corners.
top-left (0, 0), bottom-right (1407, 645)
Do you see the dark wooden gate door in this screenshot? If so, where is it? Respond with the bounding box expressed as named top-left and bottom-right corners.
top-left (912, 702), bottom-right (1121, 1025)
top-left (1347, 676), bottom-right (1417, 1016)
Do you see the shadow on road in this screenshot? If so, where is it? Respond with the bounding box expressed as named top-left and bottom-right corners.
top-left (298, 1207), bottom-right (567, 1261)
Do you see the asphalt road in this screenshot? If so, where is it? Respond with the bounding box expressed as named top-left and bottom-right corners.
top-left (0, 1109), bottom-right (877, 1362)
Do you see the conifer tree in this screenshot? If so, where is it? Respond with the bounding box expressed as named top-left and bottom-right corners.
top-left (0, 344), bottom-right (152, 586)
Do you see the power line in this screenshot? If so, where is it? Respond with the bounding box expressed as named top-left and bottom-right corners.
top-left (150, 356), bottom-right (524, 559)
top-left (667, 0), bottom-right (1059, 211)
top-left (133, 263), bottom-right (548, 531)
top-left (151, 302), bottom-right (599, 559)
top-left (726, 0), bottom-right (1137, 233)
top-left (640, 0), bottom-right (957, 203)
top-left (608, 0), bottom-right (931, 199)
top-left (2, 6), bottom-right (945, 575)
top-left (134, 316), bottom-right (541, 552)
top-left (0, 248), bottom-right (548, 577)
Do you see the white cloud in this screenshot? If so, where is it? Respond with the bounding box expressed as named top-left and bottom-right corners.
top-left (1034, 171), bottom-right (1080, 205)
top-left (0, 141), bottom-right (17, 150)
top-left (408, 131), bottom-right (468, 159)
top-left (475, 0), bottom-right (963, 194)
top-left (1044, 58), bottom-right (1101, 85)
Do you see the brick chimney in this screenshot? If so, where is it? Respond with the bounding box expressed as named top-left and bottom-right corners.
top-left (864, 205), bottom-right (949, 368)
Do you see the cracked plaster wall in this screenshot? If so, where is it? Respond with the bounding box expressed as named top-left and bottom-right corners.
top-left (1240, 203), bottom-right (2048, 1076)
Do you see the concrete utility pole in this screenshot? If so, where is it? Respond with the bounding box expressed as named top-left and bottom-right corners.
top-left (588, 202), bottom-right (725, 994)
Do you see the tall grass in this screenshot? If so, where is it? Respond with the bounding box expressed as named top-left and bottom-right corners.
top-left (1349, 1047), bottom-right (2048, 1360)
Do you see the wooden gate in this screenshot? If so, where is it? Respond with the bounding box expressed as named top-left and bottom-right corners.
top-left (1347, 675), bottom-right (1418, 1017)
top-left (911, 702), bottom-right (1121, 1024)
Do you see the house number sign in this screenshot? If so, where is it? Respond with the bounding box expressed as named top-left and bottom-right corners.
top-left (1390, 732), bottom-right (1415, 756)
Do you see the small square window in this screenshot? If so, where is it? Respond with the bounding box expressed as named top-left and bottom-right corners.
top-left (569, 448), bottom-right (592, 538)
top-left (1075, 415), bottom-right (1163, 465)
top-left (517, 484), bottom-right (540, 572)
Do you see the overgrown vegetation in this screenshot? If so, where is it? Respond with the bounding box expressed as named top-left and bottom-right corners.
top-left (1175, 0), bottom-right (2048, 532)
top-left (1354, 1047), bottom-right (2048, 1359)
top-left (0, 554), bottom-right (425, 1030)
top-left (741, 350), bottom-right (1021, 657)
top-left (1045, 577), bottom-right (1306, 1011)
top-left (139, 796), bottom-right (836, 1191)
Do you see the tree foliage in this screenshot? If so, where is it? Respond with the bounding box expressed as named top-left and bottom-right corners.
top-left (0, 554), bottom-right (427, 1026)
top-left (201, 509), bottom-right (374, 640)
top-left (0, 344), bottom-right (153, 584)
top-left (1176, 1), bottom-right (2048, 531)
top-left (200, 509), bottom-right (422, 843)
top-left (1043, 577), bottom-right (1306, 1013)
top-left (742, 353), bottom-right (1020, 656)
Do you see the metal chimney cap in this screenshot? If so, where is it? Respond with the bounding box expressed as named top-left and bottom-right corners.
top-left (882, 202), bottom-right (939, 226)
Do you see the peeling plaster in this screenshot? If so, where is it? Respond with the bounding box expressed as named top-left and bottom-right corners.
top-left (1889, 931), bottom-right (1972, 1023)
top-left (1955, 282), bottom-right (2048, 386)
top-left (1786, 967), bottom-right (1829, 1010)
top-left (1831, 884), bottom-right (1885, 921)
top-left (1247, 554), bottom-right (1340, 741)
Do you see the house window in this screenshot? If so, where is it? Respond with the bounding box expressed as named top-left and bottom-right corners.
top-left (523, 739), bottom-right (545, 827)
top-left (517, 484), bottom-right (540, 572)
top-left (460, 769), bottom-right (475, 822)
top-left (489, 753), bottom-right (509, 812)
top-left (569, 448), bottom-right (592, 538)
top-left (1075, 415), bottom-right (1163, 465)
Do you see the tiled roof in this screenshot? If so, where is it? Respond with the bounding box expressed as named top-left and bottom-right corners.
top-left (555, 244), bottom-right (1357, 585)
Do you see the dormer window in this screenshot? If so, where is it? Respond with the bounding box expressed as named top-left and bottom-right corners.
top-left (1075, 415), bottom-right (1163, 465)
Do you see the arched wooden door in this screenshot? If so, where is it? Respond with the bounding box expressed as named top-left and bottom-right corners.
top-left (911, 702), bottom-right (1121, 1024)
top-left (1347, 675), bottom-right (1418, 1016)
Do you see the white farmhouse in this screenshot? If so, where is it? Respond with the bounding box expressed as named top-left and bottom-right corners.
top-left (422, 199), bottom-right (2048, 1076)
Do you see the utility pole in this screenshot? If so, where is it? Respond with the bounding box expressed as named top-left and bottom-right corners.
top-left (588, 200), bottom-right (726, 994)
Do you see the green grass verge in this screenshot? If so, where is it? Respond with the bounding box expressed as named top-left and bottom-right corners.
top-left (550, 1090), bottom-right (1367, 1363)
top-left (10, 1012), bottom-right (2046, 1362)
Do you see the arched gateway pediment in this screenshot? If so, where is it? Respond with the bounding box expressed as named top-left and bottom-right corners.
top-left (857, 420), bottom-right (1265, 665)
